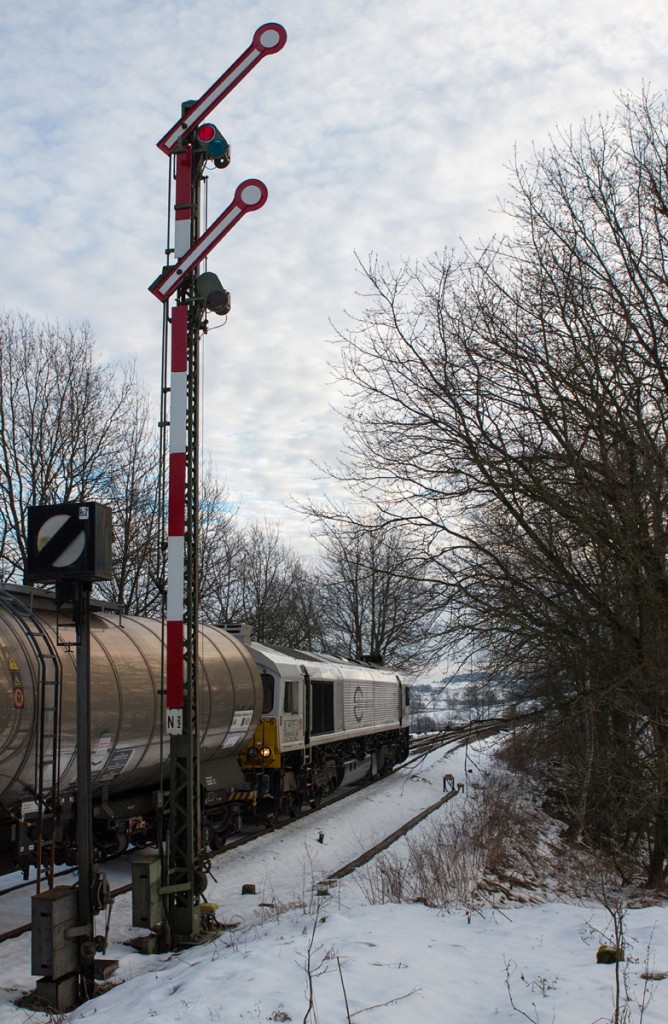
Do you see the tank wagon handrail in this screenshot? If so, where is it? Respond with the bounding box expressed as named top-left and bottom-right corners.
top-left (0, 587), bottom-right (62, 888)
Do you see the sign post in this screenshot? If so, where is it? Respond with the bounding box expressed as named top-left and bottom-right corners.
top-left (25, 503), bottom-right (113, 1006)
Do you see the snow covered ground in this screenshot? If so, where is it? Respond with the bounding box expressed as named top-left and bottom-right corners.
top-left (0, 740), bottom-right (666, 1023)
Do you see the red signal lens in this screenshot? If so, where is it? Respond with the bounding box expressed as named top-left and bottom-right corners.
top-left (197, 123), bottom-right (216, 142)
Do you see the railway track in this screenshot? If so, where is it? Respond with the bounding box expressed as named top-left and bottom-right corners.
top-left (406, 716), bottom-right (510, 761)
top-left (323, 779), bottom-right (462, 885)
top-left (0, 718), bottom-right (505, 944)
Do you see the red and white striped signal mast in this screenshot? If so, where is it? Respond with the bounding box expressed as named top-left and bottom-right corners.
top-left (149, 22), bottom-right (286, 948)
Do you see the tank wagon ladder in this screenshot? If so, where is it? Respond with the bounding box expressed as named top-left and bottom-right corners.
top-left (0, 590), bottom-right (62, 890)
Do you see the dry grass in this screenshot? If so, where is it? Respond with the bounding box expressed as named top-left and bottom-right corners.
top-left (357, 759), bottom-right (621, 910)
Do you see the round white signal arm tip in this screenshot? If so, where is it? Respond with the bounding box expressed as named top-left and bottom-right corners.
top-left (236, 180), bottom-right (269, 210)
top-left (254, 23), bottom-right (287, 53)
top-left (260, 28), bottom-right (280, 47)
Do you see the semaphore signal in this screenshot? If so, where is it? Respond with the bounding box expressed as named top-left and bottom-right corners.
top-left (148, 22), bottom-right (286, 951)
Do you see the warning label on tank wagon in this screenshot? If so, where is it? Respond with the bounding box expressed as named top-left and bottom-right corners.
top-left (91, 732), bottom-right (112, 770)
top-left (221, 709), bottom-right (254, 749)
top-left (91, 747), bottom-right (132, 783)
top-left (2, 650), bottom-right (24, 710)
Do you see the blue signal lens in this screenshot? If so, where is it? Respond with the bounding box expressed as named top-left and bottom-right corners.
top-left (208, 138), bottom-right (228, 159)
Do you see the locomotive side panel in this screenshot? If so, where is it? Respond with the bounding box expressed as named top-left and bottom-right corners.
top-left (342, 675), bottom-right (402, 733)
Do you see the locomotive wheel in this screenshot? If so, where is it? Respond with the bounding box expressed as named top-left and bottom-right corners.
top-left (265, 791), bottom-right (299, 827)
top-left (286, 791), bottom-right (302, 818)
top-left (207, 826), bottom-right (227, 852)
top-left (378, 746), bottom-right (393, 776)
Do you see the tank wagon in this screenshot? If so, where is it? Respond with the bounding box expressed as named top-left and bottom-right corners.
top-left (0, 585), bottom-right (261, 875)
top-left (0, 585), bottom-right (410, 874)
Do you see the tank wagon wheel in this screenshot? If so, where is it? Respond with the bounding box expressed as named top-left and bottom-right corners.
top-left (309, 786), bottom-right (323, 810)
top-left (94, 830), bottom-right (129, 860)
top-left (207, 825), bottom-right (227, 852)
top-left (129, 817), bottom-right (153, 849)
top-left (206, 804), bottom-right (243, 851)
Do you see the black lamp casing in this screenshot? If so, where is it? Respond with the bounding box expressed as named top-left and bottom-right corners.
top-left (25, 502), bottom-right (113, 583)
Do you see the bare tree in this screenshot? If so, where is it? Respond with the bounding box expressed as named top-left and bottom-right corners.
top-left (331, 90), bottom-right (668, 883)
top-left (235, 521), bottom-right (325, 648)
top-left (199, 515), bottom-right (325, 650)
top-left (197, 462), bottom-right (246, 624)
top-left (0, 310), bottom-right (161, 611)
top-left (314, 515), bottom-right (442, 671)
top-left (96, 385), bottom-right (162, 616)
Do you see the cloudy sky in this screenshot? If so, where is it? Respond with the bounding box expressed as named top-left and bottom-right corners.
top-left (1, 0), bottom-right (666, 553)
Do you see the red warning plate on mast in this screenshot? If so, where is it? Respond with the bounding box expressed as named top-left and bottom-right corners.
top-left (157, 23), bottom-right (287, 155)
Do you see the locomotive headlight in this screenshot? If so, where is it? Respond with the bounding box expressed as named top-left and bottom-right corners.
top-left (259, 746), bottom-right (272, 760)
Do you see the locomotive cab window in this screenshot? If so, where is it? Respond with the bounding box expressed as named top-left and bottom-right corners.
top-left (283, 679), bottom-right (299, 714)
top-left (311, 680), bottom-right (334, 735)
top-left (261, 672), bottom-right (275, 714)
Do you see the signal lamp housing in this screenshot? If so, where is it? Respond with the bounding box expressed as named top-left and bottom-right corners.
top-left (194, 123), bottom-right (230, 168)
top-left (196, 271), bottom-right (231, 316)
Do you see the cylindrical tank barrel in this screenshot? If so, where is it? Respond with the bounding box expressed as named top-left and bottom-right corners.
top-left (0, 599), bottom-right (262, 809)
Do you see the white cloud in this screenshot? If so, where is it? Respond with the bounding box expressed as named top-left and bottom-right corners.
top-left (1, 0), bottom-right (666, 553)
